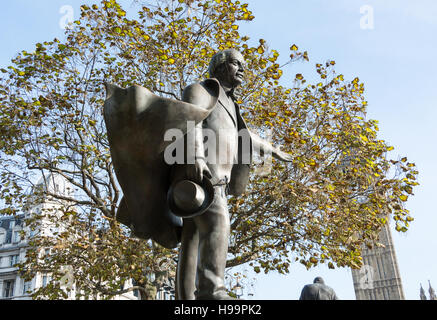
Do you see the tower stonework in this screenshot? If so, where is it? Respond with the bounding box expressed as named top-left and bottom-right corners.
top-left (351, 223), bottom-right (405, 300)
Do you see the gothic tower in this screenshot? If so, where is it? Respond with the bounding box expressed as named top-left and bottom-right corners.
top-left (351, 223), bottom-right (405, 300)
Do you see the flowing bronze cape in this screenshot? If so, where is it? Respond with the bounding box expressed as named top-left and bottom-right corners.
top-left (103, 79), bottom-right (220, 249)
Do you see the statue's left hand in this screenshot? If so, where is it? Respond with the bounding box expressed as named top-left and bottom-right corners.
top-left (186, 158), bottom-right (212, 183)
top-left (272, 148), bottom-right (293, 162)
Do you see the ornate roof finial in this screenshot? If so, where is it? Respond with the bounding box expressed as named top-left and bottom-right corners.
top-left (420, 283), bottom-right (427, 300)
top-left (428, 280), bottom-right (436, 300)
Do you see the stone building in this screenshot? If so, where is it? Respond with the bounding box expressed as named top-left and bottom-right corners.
top-left (351, 222), bottom-right (405, 300)
top-left (0, 214), bottom-right (29, 299)
top-left (0, 174), bottom-right (174, 300)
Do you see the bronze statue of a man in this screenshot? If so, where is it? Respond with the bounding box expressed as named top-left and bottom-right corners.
top-left (103, 48), bottom-right (291, 300)
top-left (173, 49), bottom-right (250, 299)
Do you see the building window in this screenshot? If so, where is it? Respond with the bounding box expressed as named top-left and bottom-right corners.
top-left (43, 248), bottom-right (51, 262)
top-left (12, 230), bottom-right (21, 243)
top-left (10, 254), bottom-right (19, 267)
top-left (133, 289), bottom-right (139, 298)
top-left (29, 228), bottom-right (37, 238)
top-left (42, 274), bottom-right (51, 288)
top-left (5, 231), bottom-right (12, 244)
top-left (23, 281), bottom-right (32, 295)
top-left (131, 279), bottom-right (140, 298)
top-left (3, 280), bottom-right (15, 298)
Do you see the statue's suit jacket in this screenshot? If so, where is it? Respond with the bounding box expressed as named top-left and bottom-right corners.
top-left (103, 79), bottom-right (252, 249)
top-left (176, 79), bottom-right (252, 195)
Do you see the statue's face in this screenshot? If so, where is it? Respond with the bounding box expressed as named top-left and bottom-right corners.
top-left (217, 50), bottom-right (245, 89)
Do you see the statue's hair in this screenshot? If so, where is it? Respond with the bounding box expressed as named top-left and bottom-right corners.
top-left (313, 277), bottom-right (325, 284)
top-left (208, 49), bottom-right (242, 78)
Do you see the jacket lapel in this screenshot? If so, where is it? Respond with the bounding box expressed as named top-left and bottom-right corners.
top-left (217, 85), bottom-right (237, 127)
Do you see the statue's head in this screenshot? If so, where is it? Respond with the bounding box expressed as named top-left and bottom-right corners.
top-left (208, 49), bottom-right (245, 89)
top-left (314, 277), bottom-right (325, 284)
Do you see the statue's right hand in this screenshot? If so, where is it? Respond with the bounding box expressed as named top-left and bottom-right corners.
top-left (186, 158), bottom-right (212, 183)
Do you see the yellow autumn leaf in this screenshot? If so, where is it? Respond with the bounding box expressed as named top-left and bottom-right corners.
top-left (404, 186), bottom-right (413, 194)
top-left (359, 134), bottom-right (368, 142)
top-left (290, 44), bottom-right (298, 51)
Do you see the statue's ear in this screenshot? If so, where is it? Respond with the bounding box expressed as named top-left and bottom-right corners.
top-left (213, 63), bottom-right (227, 80)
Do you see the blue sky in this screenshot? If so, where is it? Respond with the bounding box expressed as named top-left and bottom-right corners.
top-left (1, 0), bottom-right (436, 300)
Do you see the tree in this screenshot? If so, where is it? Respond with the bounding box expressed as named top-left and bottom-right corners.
top-left (0, 0), bottom-right (418, 299)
